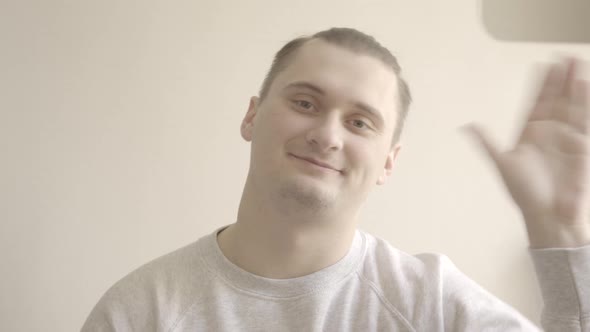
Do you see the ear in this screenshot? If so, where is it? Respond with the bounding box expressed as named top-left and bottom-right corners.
top-left (240, 96), bottom-right (260, 142)
top-left (377, 143), bottom-right (402, 185)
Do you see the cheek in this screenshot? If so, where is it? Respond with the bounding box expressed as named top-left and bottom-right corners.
top-left (267, 107), bottom-right (313, 139)
top-left (346, 143), bottom-right (384, 178)
top-left (251, 108), bottom-right (304, 158)
top-left (253, 107), bottom-right (287, 139)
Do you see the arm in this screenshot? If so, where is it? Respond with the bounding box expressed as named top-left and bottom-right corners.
top-left (530, 244), bottom-right (590, 331)
top-left (466, 58), bottom-right (590, 331)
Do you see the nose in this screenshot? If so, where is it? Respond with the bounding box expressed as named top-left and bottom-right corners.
top-left (305, 114), bottom-right (344, 153)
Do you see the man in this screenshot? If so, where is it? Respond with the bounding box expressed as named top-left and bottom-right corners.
top-left (82, 28), bottom-right (590, 331)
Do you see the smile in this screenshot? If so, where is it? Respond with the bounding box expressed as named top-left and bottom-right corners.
top-left (289, 154), bottom-right (342, 173)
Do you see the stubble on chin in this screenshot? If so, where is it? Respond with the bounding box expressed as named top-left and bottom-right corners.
top-left (276, 180), bottom-right (334, 214)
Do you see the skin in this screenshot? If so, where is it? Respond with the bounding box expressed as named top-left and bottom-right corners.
top-left (218, 39), bottom-right (401, 279)
top-left (467, 58), bottom-right (590, 249)
top-left (219, 38), bottom-right (590, 279)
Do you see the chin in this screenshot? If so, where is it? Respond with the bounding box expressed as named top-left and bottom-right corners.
top-left (277, 178), bottom-right (337, 211)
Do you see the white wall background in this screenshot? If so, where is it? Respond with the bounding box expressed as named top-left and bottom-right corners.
top-left (1, 1), bottom-right (589, 331)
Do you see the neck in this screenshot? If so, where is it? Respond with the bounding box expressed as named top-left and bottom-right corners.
top-left (217, 177), bottom-right (358, 279)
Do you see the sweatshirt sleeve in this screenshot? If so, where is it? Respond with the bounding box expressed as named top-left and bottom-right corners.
top-left (529, 244), bottom-right (590, 332)
top-left (81, 308), bottom-right (115, 332)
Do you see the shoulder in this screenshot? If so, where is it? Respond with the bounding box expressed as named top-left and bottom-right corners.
top-left (357, 229), bottom-right (494, 299)
top-left (352, 230), bottom-right (455, 328)
top-left (82, 239), bottom-right (211, 331)
top-left (357, 230), bottom-right (452, 286)
top-left (108, 239), bottom-right (206, 298)
top-left (355, 230), bottom-right (537, 330)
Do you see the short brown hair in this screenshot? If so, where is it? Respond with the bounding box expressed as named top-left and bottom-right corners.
top-left (258, 27), bottom-right (412, 145)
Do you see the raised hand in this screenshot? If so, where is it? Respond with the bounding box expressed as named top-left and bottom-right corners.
top-left (466, 58), bottom-right (590, 248)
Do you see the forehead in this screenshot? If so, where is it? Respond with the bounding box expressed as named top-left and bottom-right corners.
top-left (271, 39), bottom-right (399, 122)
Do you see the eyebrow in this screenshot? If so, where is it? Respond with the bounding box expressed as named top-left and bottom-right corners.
top-left (283, 81), bottom-right (386, 127)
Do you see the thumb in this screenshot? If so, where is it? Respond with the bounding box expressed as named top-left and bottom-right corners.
top-left (461, 124), bottom-right (502, 166)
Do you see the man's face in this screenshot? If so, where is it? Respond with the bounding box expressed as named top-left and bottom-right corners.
top-left (241, 39), bottom-right (401, 211)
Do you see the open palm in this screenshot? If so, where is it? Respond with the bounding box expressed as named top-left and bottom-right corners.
top-left (468, 59), bottom-right (590, 248)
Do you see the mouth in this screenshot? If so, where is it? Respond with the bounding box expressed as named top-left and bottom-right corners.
top-left (289, 154), bottom-right (342, 173)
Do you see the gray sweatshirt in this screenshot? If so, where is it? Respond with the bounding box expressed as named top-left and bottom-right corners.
top-left (81, 225), bottom-right (590, 331)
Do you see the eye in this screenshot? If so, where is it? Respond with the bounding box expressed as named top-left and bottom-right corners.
top-left (292, 99), bottom-right (316, 111)
top-left (350, 119), bottom-right (369, 129)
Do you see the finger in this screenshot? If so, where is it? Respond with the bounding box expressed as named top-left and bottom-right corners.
top-left (570, 79), bottom-right (589, 133)
top-left (536, 59), bottom-right (581, 128)
top-left (538, 62), bottom-right (566, 103)
top-left (550, 57), bottom-right (579, 126)
top-left (462, 124), bottom-right (502, 166)
top-left (562, 57), bottom-right (579, 99)
top-left (529, 63), bottom-right (566, 122)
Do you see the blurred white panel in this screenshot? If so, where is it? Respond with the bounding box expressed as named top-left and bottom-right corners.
top-left (482, 0), bottom-right (590, 43)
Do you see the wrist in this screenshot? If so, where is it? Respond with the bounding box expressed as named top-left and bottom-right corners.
top-left (524, 215), bottom-right (590, 249)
